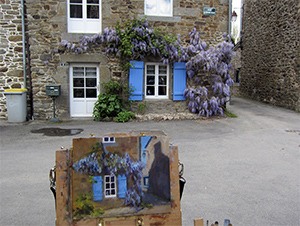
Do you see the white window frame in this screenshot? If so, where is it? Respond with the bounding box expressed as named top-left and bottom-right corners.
top-left (67, 0), bottom-right (102, 33)
top-left (104, 175), bottom-right (117, 198)
top-left (102, 136), bottom-right (115, 143)
top-left (144, 0), bottom-right (173, 17)
top-left (145, 63), bottom-right (169, 99)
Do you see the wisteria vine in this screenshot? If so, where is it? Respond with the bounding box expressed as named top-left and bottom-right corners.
top-left (59, 18), bottom-right (234, 116)
top-left (184, 29), bottom-right (234, 116)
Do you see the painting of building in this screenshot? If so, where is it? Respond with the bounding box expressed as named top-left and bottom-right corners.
top-left (71, 132), bottom-right (173, 219)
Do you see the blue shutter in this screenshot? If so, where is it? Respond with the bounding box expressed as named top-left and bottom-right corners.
top-left (129, 61), bottom-right (144, 101)
top-left (92, 176), bottom-right (103, 201)
top-left (117, 174), bottom-right (127, 198)
top-left (173, 62), bottom-right (186, 101)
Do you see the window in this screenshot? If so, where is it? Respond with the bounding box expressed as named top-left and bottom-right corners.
top-left (145, 63), bottom-right (169, 99)
top-left (145, 0), bottom-right (173, 17)
top-left (129, 61), bottom-right (186, 101)
top-left (104, 175), bottom-right (117, 198)
top-left (102, 136), bottom-right (115, 143)
top-left (72, 66), bottom-right (98, 98)
top-left (68, 0), bottom-right (101, 33)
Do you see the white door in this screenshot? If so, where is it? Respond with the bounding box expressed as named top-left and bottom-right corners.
top-left (70, 64), bottom-right (99, 117)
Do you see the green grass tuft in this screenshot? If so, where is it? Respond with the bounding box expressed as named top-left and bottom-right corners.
top-left (224, 109), bottom-right (238, 118)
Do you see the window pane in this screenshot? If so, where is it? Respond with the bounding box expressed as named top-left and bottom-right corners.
top-left (86, 78), bottom-right (96, 87)
top-left (158, 86), bottom-right (166, 95)
top-left (86, 89), bottom-right (97, 98)
top-left (145, 0), bottom-right (172, 16)
top-left (106, 184), bottom-right (110, 189)
top-left (70, 5), bottom-right (82, 18)
top-left (87, 0), bottom-right (99, 3)
top-left (70, 0), bottom-right (82, 3)
top-left (146, 65), bottom-right (155, 74)
top-left (146, 86), bottom-right (155, 96)
top-left (159, 76), bottom-right (167, 85)
top-left (145, 0), bottom-right (157, 15)
top-left (146, 76), bottom-right (155, 85)
top-left (105, 177), bottom-right (109, 182)
top-left (111, 190), bottom-right (115, 195)
top-left (111, 176), bottom-right (115, 182)
top-left (158, 0), bottom-right (172, 16)
top-left (86, 67), bottom-right (97, 76)
top-left (87, 5), bottom-right (99, 19)
top-left (73, 78), bottom-right (84, 87)
top-left (73, 67), bottom-right (84, 76)
top-left (159, 65), bottom-right (167, 74)
top-left (74, 89), bottom-right (84, 98)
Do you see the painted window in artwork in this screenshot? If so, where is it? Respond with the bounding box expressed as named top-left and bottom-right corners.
top-left (68, 0), bottom-right (101, 33)
top-left (104, 175), bottom-right (117, 198)
top-left (145, 63), bottom-right (169, 99)
top-left (145, 0), bottom-right (173, 17)
top-left (102, 136), bottom-right (115, 143)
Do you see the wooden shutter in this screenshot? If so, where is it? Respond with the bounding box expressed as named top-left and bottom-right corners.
top-left (129, 61), bottom-right (144, 101)
top-left (173, 62), bottom-right (186, 101)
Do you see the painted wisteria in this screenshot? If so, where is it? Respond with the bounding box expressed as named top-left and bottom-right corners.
top-left (59, 18), bottom-right (234, 116)
top-left (73, 145), bottom-right (145, 209)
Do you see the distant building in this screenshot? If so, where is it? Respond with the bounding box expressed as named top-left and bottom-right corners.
top-left (240, 0), bottom-right (300, 112)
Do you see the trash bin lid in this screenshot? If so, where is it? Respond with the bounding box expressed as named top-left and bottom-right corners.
top-left (4, 88), bottom-right (27, 94)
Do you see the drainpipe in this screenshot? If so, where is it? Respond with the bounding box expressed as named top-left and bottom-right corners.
top-left (21, 0), bottom-right (26, 88)
top-left (228, 0), bottom-right (232, 38)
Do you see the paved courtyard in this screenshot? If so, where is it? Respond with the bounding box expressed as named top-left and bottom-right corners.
top-left (0, 97), bottom-right (299, 226)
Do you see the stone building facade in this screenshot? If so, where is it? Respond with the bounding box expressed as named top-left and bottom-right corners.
top-left (0, 0), bottom-right (25, 118)
top-left (1, 0), bottom-right (230, 120)
top-left (240, 0), bottom-right (300, 112)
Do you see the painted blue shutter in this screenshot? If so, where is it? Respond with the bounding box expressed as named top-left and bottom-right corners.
top-left (173, 62), bottom-right (186, 101)
top-left (117, 174), bottom-right (127, 198)
top-left (92, 176), bottom-right (103, 201)
top-left (129, 61), bottom-right (144, 101)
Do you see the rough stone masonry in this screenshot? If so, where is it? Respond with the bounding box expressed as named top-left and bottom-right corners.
top-left (1, 0), bottom-right (230, 120)
top-left (240, 0), bottom-right (300, 112)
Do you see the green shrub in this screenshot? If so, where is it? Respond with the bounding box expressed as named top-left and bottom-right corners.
top-left (93, 94), bottom-right (122, 121)
top-left (114, 111), bottom-right (135, 123)
top-left (104, 80), bottom-right (132, 108)
top-left (74, 193), bottom-right (104, 219)
top-left (103, 80), bottom-right (123, 95)
top-left (93, 80), bottom-right (134, 121)
top-left (137, 102), bottom-right (147, 115)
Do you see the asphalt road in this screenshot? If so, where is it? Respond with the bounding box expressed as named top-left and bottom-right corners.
top-left (0, 97), bottom-right (299, 226)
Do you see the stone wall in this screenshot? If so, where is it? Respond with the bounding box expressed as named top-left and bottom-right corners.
top-left (1, 0), bottom-right (230, 120)
top-left (240, 0), bottom-right (300, 112)
top-left (0, 0), bottom-right (24, 119)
